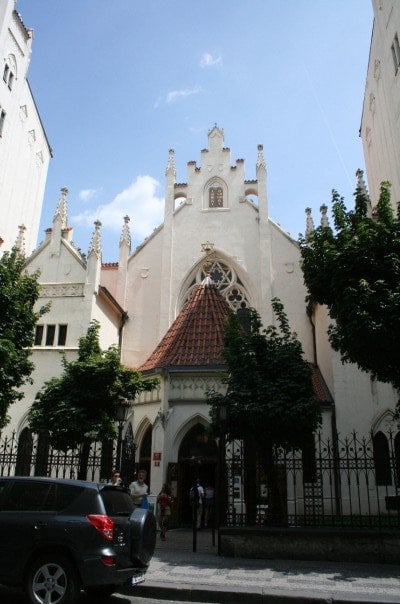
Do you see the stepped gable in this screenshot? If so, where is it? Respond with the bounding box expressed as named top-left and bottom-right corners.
top-left (140, 281), bottom-right (230, 372)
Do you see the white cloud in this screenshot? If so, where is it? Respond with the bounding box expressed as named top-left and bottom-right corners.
top-left (79, 188), bottom-right (101, 201)
top-left (154, 86), bottom-right (202, 107)
top-left (199, 53), bottom-right (222, 68)
top-left (72, 175), bottom-right (164, 243)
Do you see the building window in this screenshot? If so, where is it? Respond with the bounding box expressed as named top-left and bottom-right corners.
top-left (2, 58), bottom-right (15, 90)
top-left (373, 431), bottom-right (392, 486)
top-left (182, 259), bottom-right (250, 311)
top-left (0, 108), bottom-right (5, 137)
top-left (34, 325), bottom-right (44, 346)
top-left (45, 325), bottom-right (56, 346)
top-left (35, 324), bottom-right (68, 346)
top-left (391, 33), bottom-right (400, 74)
top-left (58, 324), bottom-right (67, 346)
top-left (209, 186), bottom-right (223, 207)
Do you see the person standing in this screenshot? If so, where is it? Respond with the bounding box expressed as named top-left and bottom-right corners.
top-left (157, 483), bottom-right (172, 540)
top-left (109, 470), bottom-right (123, 486)
top-left (190, 478), bottom-right (204, 529)
top-left (129, 469), bottom-right (148, 507)
top-left (203, 484), bottom-right (215, 527)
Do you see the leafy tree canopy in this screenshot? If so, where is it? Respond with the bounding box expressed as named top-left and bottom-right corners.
top-left (299, 181), bottom-right (400, 396)
top-left (29, 321), bottom-right (159, 450)
top-left (0, 250), bottom-right (47, 428)
top-left (207, 300), bottom-right (321, 449)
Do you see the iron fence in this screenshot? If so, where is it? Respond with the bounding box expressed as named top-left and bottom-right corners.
top-left (224, 430), bottom-right (400, 529)
top-left (0, 430), bottom-right (131, 483)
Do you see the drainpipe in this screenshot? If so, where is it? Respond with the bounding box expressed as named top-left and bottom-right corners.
top-left (118, 311), bottom-right (128, 354)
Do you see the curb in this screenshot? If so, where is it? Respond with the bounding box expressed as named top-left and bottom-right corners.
top-left (128, 582), bottom-right (400, 604)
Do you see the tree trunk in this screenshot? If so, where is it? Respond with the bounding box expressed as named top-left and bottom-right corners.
top-left (244, 438), bottom-right (257, 525)
top-left (78, 439), bottom-right (91, 480)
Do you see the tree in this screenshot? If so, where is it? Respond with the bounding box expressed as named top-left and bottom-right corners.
top-left (300, 181), bottom-right (400, 402)
top-left (0, 250), bottom-right (47, 428)
top-left (29, 321), bottom-right (159, 477)
top-left (207, 300), bottom-right (320, 524)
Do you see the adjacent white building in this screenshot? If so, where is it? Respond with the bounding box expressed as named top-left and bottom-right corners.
top-left (361, 0), bottom-right (400, 209)
top-left (0, 0), bottom-right (51, 255)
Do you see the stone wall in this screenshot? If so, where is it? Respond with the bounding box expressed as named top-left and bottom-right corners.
top-left (219, 527), bottom-right (400, 564)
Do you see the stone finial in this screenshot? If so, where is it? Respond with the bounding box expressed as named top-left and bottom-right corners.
top-left (88, 220), bottom-right (102, 258)
top-left (119, 215), bottom-right (131, 249)
top-left (320, 204), bottom-right (329, 228)
top-left (305, 207), bottom-right (315, 237)
top-left (201, 241), bottom-right (215, 278)
top-left (355, 169), bottom-right (372, 216)
top-left (14, 224), bottom-right (26, 256)
top-left (53, 187), bottom-right (68, 229)
top-left (165, 148), bottom-right (176, 177)
top-left (256, 144), bottom-right (266, 171)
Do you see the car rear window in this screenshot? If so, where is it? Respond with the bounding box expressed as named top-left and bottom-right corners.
top-left (2, 481), bottom-right (54, 511)
top-left (100, 488), bottom-right (135, 516)
top-left (0, 481), bottom-right (86, 512)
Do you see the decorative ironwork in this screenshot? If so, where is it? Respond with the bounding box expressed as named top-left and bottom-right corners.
top-left (222, 430), bottom-right (400, 529)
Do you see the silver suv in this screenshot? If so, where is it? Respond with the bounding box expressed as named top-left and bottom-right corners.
top-left (0, 476), bottom-right (156, 603)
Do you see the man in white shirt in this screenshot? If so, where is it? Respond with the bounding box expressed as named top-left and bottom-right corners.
top-left (129, 469), bottom-right (148, 507)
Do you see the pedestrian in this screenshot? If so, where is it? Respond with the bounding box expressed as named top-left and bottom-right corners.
top-left (129, 469), bottom-right (148, 507)
top-left (190, 478), bottom-right (204, 529)
top-left (109, 470), bottom-right (123, 486)
top-left (157, 483), bottom-right (172, 540)
top-left (203, 484), bottom-right (215, 527)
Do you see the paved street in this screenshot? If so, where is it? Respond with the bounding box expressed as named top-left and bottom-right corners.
top-left (130, 528), bottom-right (400, 603)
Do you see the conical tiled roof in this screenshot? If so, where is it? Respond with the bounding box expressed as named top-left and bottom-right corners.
top-left (139, 281), bottom-right (230, 372)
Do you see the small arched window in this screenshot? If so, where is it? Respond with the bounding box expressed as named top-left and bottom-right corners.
top-left (373, 431), bottom-right (392, 486)
top-left (204, 178), bottom-right (227, 209)
top-left (209, 186), bottom-right (223, 207)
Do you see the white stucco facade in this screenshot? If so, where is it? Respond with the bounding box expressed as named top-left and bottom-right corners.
top-left (361, 0), bottom-right (400, 209)
top-left (8, 127), bottom-right (398, 522)
top-left (0, 0), bottom-right (51, 255)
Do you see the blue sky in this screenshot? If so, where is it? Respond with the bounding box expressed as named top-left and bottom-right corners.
top-left (17, 0), bottom-right (373, 262)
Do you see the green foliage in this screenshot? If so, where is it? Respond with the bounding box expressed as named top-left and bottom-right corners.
top-left (29, 321), bottom-right (159, 450)
top-left (0, 250), bottom-right (47, 428)
top-left (207, 301), bottom-right (321, 449)
top-left (300, 181), bottom-right (400, 395)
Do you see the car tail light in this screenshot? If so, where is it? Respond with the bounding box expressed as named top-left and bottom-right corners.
top-left (87, 514), bottom-right (114, 541)
top-left (101, 555), bottom-right (116, 567)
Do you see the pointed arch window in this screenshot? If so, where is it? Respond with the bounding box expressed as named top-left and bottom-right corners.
top-left (394, 432), bottom-right (400, 485)
top-left (181, 259), bottom-right (250, 311)
top-left (16, 427), bottom-right (33, 476)
top-left (373, 431), bottom-right (392, 486)
top-left (204, 178), bottom-right (227, 209)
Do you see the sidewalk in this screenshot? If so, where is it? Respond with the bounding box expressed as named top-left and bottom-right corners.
top-left (125, 528), bottom-right (400, 603)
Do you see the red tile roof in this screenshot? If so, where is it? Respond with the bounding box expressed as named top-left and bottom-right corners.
top-left (139, 283), bottom-right (333, 406)
top-left (140, 280), bottom-right (230, 372)
top-left (309, 363), bottom-right (333, 403)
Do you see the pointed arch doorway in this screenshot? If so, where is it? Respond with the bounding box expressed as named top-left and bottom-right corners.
top-left (174, 423), bottom-right (218, 525)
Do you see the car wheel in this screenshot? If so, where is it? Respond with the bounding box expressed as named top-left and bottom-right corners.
top-left (26, 553), bottom-right (80, 604)
top-left (85, 584), bottom-right (116, 599)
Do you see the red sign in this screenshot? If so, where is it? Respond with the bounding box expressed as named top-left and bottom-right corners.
top-left (153, 452), bottom-right (162, 461)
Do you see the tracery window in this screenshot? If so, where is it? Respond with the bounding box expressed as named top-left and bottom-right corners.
top-left (182, 259), bottom-right (249, 311)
